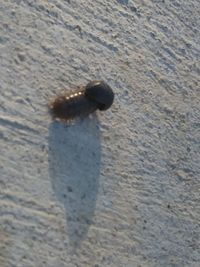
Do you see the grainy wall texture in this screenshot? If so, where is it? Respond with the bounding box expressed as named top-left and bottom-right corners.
top-left (0, 0), bottom-right (200, 266)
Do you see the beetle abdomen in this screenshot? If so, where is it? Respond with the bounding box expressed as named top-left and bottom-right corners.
top-left (50, 90), bottom-right (98, 121)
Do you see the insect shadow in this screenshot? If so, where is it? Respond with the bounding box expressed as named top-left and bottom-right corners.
top-left (48, 115), bottom-right (101, 249)
top-left (117, 0), bottom-right (129, 5)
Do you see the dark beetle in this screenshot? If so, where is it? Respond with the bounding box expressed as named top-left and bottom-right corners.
top-left (49, 80), bottom-right (114, 121)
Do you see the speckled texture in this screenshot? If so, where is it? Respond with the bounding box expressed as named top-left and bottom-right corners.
top-left (0, 0), bottom-right (200, 266)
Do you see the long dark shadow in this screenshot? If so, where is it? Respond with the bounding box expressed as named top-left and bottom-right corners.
top-left (48, 115), bottom-right (101, 250)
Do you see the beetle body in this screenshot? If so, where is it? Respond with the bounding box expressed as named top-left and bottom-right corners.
top-left (50, 81), bottom-right (114, 121)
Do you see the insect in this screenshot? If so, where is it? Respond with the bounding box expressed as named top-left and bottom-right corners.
top-left (49, 80), bottom-right (114, 121)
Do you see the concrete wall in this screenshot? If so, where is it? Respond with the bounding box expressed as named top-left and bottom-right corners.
top-left (0, 0), bottom-right (199, 266)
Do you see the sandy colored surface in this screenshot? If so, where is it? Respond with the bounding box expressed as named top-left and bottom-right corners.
top-left (0, 0), bottom-right (200, 266)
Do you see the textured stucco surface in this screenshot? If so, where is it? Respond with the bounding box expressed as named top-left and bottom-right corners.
top-left (0, 0), bottom-right (200, 266)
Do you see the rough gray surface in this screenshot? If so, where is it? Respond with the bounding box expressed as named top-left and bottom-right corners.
top-left (0, 0), bottom-right (200, 266)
